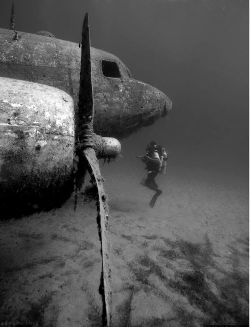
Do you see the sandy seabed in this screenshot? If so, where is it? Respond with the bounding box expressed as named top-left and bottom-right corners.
top-left (0, 162), bottom-right (248, 327)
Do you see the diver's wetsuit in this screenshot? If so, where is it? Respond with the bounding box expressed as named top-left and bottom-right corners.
top-left (142, 155), bottom-right (162, 193)
top-left (141, 155), bottom-right (162, 207)
top-left (139, 143), bottom-right (168, 207)
top-left (145, 171), bottom-right (159, 191)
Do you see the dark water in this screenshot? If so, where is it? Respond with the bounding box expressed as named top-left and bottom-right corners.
top-left (0, 1), bottom-right (248, 326)
top-left (0, 0), bottom-right (248, 187)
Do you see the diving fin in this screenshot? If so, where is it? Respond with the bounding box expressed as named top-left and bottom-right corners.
top-left (149, 189), bottom-right (162, 208)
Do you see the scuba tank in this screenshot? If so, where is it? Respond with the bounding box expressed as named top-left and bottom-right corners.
top-left (161, 148), bottom-right (168, 175)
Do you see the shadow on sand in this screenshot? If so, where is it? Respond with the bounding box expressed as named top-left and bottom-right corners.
top-left (114, 235), bottom-right (249, 327)
top-left (0, 210), bottom-right (248, 326)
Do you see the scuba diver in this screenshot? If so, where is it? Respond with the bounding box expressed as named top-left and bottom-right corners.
top-left (137, 141), bottom-right (168, 207)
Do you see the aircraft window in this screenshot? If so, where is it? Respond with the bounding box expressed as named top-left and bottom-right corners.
top-left (102, 60), bottom-right (121, 78)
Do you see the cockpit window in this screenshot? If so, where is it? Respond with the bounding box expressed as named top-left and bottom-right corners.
top-left (102, 60), bottom-right (121, 78)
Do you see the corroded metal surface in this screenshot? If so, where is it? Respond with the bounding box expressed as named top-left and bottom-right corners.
top-left (0, 77), bottom-right (74, 216)
top-left (93, 135), bottom-right (121, 159)
top-left (75, 14), bottom-right (112, 326)
top-left (0, 28), bottom-right (172, 139)
top-left (0, 27), bottom-right (172, 216)
top-left (84, 148), bottom-right (112, 327)
top-left (0, 17), bottom-right (173, 326)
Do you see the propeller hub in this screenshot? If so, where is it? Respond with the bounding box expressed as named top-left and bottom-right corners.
top-left (93, 135), bottom-right (121, 159)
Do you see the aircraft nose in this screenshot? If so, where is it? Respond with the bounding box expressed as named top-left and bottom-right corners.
top-left (162, 103), bottom-right (168, 117)
top-left (162, 96), bottom-right (172, 117)
top-left (139, 84), bottom-right (172, 128)
top-left (154, 88), bottom-right (172, 118)
top-left (118, 80), bottom-right (172, 135)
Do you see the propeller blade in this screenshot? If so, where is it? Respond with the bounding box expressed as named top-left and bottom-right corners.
top-left (74, 13), bottom-right (112, 326)
top-left (84, 147), bottom-right (112, 326)
top-left (77, 12), bottom-right (94, 148)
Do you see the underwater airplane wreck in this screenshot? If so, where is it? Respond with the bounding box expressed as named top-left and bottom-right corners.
top-left (0, 5), bottom-right (172, 326)
top-left (0, 23), bottom-right (172, 217)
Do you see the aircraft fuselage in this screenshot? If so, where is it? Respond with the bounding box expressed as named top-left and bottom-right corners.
top-left (0, 28), bottom-right (172, 217)
top-left (0, 28), bottom-right (171, 138)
